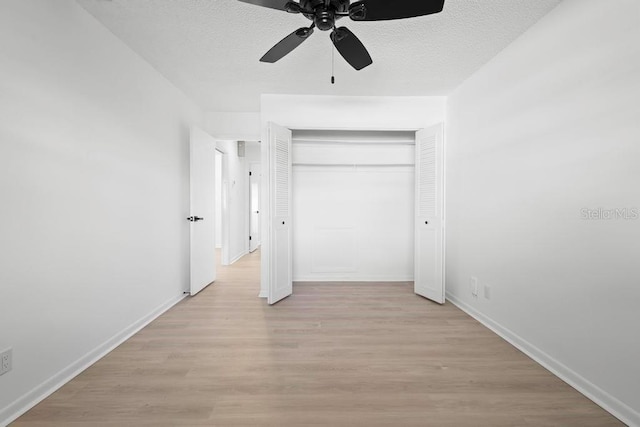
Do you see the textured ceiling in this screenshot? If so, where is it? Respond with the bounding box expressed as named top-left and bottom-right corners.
top-left (76, 0), bottom-right (562, 112)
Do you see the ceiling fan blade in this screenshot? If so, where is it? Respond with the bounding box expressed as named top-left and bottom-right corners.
top-left (349, 0), bottom-right (445, 21)
top-left (260, 27), bottom-right (314, 63)
top-left (237, 0), bottom-right (293, 12)
top-left (330, 27), bottom-right (372, 71)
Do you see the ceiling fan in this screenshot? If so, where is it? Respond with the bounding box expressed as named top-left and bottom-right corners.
top-left (238, 0), bottom-right (445, 71)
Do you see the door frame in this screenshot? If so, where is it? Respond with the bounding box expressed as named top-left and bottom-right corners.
top-left (261, 124), bottom-right (446, 303)
top-left (249, 160), bottom-right (261, 253)
top-left (215, 148), bottom-right (231, 266)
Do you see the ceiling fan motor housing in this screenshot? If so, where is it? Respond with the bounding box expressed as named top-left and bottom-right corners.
top-left (300, 0), bottom-right (350, 31)
top-left (314, 9), bottom-right (334, 30)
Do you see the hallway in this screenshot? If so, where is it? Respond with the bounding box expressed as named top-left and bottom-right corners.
top-left (13, 251), bottom-right (621, 426)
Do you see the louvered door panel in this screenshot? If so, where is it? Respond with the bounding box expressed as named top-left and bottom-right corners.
top-left (418, 135), bottom-right (437, 218)
top-left (269, 122), bottom-right (293, 304)
top-left (275, 139), bottom-right (290, 217)
top-left (414, 124), bottom-right (444, 304)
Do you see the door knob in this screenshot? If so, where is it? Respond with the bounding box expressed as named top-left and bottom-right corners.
top-left (187, 216), bottom-right (204, 222)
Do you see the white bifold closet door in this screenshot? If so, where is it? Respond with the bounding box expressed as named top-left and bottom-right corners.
top-left (189, 127), bottom-right (217, 296)
top-left (414, 124), bottom-right (445, 304)
top-left (268, 122), bottom-right (293, 304)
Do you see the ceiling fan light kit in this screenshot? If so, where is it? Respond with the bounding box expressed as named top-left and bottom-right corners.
top-left (239, 0), bottom-right (445, 71)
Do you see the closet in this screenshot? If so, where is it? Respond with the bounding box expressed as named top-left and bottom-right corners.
top-left (292, 129), bottom-right (416, 282)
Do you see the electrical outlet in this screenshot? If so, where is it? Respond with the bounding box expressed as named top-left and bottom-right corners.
top-left (0, 348), bottom-right (12, 376)
top-left (470, 277), bottom-right (479, 297)
top-left (484, 285), bottom-right (491, 300)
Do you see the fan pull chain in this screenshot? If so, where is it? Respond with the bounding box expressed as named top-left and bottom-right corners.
top-left (331, 44), bottom-right (335, 84)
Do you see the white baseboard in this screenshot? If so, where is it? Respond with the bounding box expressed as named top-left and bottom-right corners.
top-left (258, 289), bottom-right (268, 298)
top-left (446, 292), bottom-right (639, 427)
top-left (229, 250), bottom-right (248, 265)
top-left (0, 293), bottom-right (187, 427)
top-left (293, 276), bottom-right (414, 282)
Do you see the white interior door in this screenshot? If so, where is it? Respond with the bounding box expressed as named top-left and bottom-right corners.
top-left (249, 162), bottom-right (261, 252)
top-left (189, 127), bottom-right (216, 296)
top-left (268, 122), bottom-right (292, 304)
top-left (414, 124), bottom-right (445, 304)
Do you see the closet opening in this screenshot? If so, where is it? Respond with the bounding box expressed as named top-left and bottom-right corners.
top-left (265, 122), bottom-right (443, 305)
top-left (291, 129), bottom-right (416, 285)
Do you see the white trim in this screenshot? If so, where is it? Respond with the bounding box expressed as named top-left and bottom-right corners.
top-left (441, 125), bottom-right (447, 301)
top-left (248, 160), bottom-right (261, 254)
top-left (446, 292), bottom-right (639, 427)
top-left (0, 293), bottom-right (187, 427)
top-left (258, 290), bottom-right (268, 298)
top-left (215, 148), bottom-right (231, 267)
top-left (229, 250), bottom-right (248, 265)
top-left (286, 126), bottom-right (422, 132)
top-left (293, 276), bottom-right (414, 282)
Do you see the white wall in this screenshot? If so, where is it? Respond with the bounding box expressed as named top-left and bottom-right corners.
top-left (293, 165), bottom-right (415, 282)
top-left (260, 95), bottom-right (446, 296)
top-left (245, 141), bottom-right (261, 164)
top-left (445, 0), bottom-right (640, 424)
top-left (262, 95), bottom-right (445, 131)
top-left (0, 1), bottom-right (201, 424)
top-left (205, 112), bottom-right (261, 141)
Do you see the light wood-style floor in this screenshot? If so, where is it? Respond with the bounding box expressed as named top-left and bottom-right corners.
top-left (13, 250), bottom-right (623, 426)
